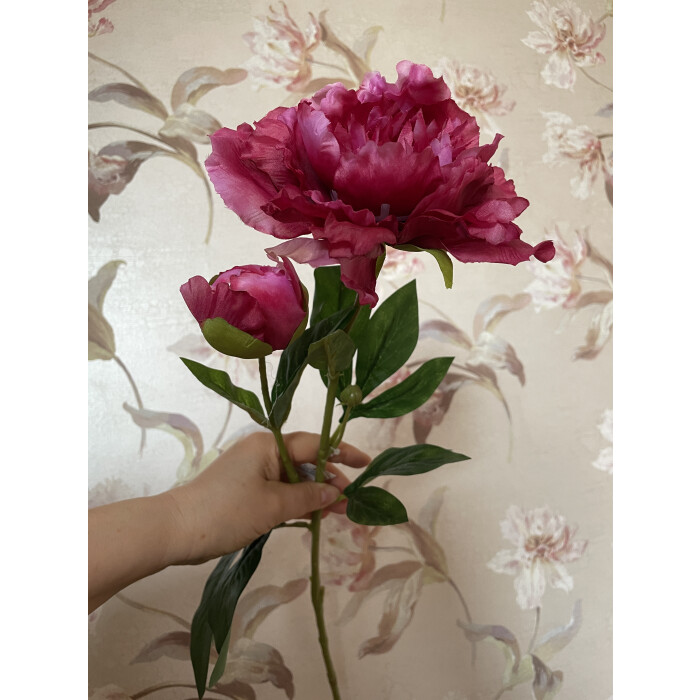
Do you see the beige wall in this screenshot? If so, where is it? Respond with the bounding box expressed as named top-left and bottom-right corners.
top-left (88, 1), bottom-right (612, 698)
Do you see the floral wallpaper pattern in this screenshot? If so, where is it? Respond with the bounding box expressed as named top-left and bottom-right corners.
top-left (88, 1), bottom-right (612, 698)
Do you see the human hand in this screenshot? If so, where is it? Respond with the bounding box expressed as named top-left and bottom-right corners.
top-left (164, 430), bottom-right (371, 566)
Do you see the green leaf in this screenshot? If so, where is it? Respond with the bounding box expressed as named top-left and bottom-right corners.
top-left (392, 244), bottom-right (453, 289)
top-left (307, 330), bottom-right (356, 378)
top-left (201, 317), bottom-right (273, 359)
top-left (355, 280), bottom-right (419, 397)
top-left (181, 358), bottom-right (268, 427)
top-left (269, 306), bottom-right (356, 427)
top-left (208, 627), bottom-right (231, 688)
top-left (346, 486), bottom-right (408, 525)
top-left (190, 551), bottom-right (238, 698)
top-left (344, 444), bottom-right (469, 496)
top-left (350, 357), bottom-right (454, 420)
top-left (310, 266), bottom-right (358, 326)
top-left (209, 534), bottom-right (270, 651)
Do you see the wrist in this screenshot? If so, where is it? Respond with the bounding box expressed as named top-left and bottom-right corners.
top-left (156, 488), bottom-right (199, 567)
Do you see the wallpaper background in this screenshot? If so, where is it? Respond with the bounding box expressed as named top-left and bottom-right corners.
top-left (88, 1), bottom-right (613, 698)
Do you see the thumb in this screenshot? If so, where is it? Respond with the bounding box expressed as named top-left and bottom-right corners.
top-left (269, 481), bottom-right (340, 522)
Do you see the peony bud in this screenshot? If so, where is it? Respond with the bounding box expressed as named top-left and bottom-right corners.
top-left (180, 257), bottom-right (308, 358)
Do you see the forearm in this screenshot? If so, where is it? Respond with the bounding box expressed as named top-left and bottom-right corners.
top-left (88, 492), bottom-right (185, 613)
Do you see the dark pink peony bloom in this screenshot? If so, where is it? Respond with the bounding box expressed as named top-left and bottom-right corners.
top-left (180, 258), bottom-right (306, 351)
top-left (205, 61), bottom-right (554, 306)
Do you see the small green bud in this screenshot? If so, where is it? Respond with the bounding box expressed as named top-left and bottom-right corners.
top-left (340, 384), bottom-right (363, 408)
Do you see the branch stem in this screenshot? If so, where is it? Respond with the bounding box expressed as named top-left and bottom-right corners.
top-left (310, 373), bottom-right (342, 700)
top-left (527, 606), bottom-right (541, 653)
top-left (88, 52), bottom-right (151, 92)
top-left (578, 67), bottom-right (613, 92)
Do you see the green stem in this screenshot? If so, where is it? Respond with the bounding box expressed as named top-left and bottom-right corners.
top-left (310, 374), bottom-right (342, 700)
top-left (259, 357), bottom-right (273, 415)
top-left (259, 358), bottom-right (299, 483)
top-left (330, 405), bottom-right (352, 448)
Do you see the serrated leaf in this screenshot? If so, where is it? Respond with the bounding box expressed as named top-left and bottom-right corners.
top-left (345, 444), bottom-right (468, 496)
top-left (350, 357), bottom-right (453, 420)
top-left (201, 317), bottom-right (273, 359)
top-left (89, 82), bottom-right (169, 119)
top-left (346, 486), bottom-right (408, 525)
top-left (171, 67), bottom-right (247, 110)
top-left (355, 281), bottom-right (418, 397)
top-left (392, 244), bottom-right (453, 288)
top-left (181, 358), bottom-right (268, 427)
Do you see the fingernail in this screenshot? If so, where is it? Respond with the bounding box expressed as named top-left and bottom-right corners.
top-left (320, 485), bottom-right (339, 506)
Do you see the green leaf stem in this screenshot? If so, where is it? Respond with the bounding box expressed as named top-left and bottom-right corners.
top-left (344, 444), bottom-right (469, 497)
top-left (180, 358), bottom-right (268, 427)
top-left (355, 281), bottom-right (419, 397)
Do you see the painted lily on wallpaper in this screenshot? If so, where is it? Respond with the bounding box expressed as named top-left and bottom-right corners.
top-left (177, 61), bottom-right (555, 700)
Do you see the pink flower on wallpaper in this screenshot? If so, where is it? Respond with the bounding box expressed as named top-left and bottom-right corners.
top-left (437, 58), bottom-right (515, 118)
top-left (488, 505), bottom-right (587, 609)
top-left (592, 408), bottom-right (612, 474)
top-left (88, 0), bottom-right (117, 37)
top-left (522, 0), bottom-right (606, 90)
top-left (542, 112), bottom-right (610, 199)
top-left (88, 150), bottom-right (129, 197)
top-left (310, 514), bottom-right (379, 591)
top-left (243, 2), bottom-right (321, 92)
top-left (525, 225), bottom-right (588, 310)
top-left (381, 248), bottom-right (425, 284)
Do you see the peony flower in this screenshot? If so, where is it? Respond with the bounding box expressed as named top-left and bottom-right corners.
top-left (180, 258), bottom-right (307, 356)
top-left (243, 2), bottom-right (321, 92)
top-left (542, 111), bottom-right (610, 199)
top-left (592, 408), bottom-right (612, 474)
top-left (205, 61), bottom-right (554, 307)
top-left (525, 225), bottom-right (588, 310)
top-left (88, 0), bottom-right (117, 37)
top-left (306, 513), bottom-right (379, 591)
top-left (488, 505), bottom-right (587, 609)
top-left (522, 0), bottom-right (606, 90)
top-left (437, 58), bottom-right (514, 117)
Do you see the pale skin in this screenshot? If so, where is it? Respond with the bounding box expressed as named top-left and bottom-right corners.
top-left (88, 431), bottom-right (371, 613)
